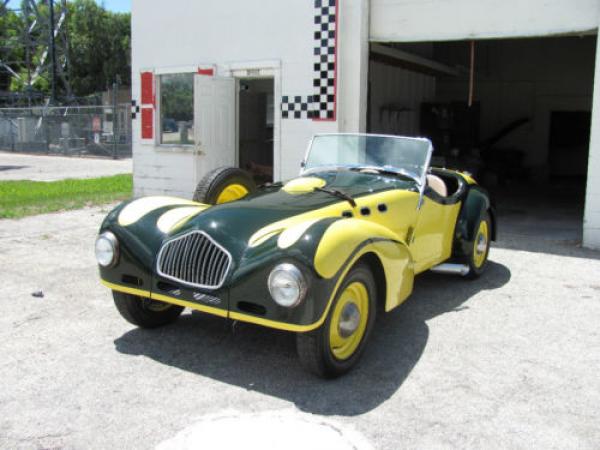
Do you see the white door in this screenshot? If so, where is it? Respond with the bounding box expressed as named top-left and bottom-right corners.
top-left (194, 75), bottom-right (237, 179)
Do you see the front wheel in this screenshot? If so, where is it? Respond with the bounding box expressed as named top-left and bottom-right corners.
top-left (112, 291), bottom-right (184, 328)
top-left (296, 264), bottom-right (376, 378)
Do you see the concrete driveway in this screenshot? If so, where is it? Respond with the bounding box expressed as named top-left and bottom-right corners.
top-left (1, 205), bottom-right (599, 449)
top-left (0, 151), bottom-right (131, 181)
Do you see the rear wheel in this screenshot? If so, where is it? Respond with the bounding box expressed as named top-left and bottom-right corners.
top-left (465, 212), bottom-right (492, 279)
top-left (193, 167), bottom-right (256, 204)
top-left (296, 264), bottom-right (376, 378)
top-left (112, 291), bottom-right (184, 328)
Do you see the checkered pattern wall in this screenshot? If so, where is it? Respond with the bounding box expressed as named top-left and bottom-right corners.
top-left (281, 95), bottom-right (313, 119)
top-left (131, 100), bottom-right (140, 119)
top-left (281, 0), bottom-right (338, 121)
top-left (313, 0), bottom-right (337, 120)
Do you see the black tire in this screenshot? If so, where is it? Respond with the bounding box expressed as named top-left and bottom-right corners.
top-left (192, 166), bottom-right (256, 204)
top-left (464, 211), bottom-right (492, 279)
top-left (296, 264), bottom-right (377, 378)
top-left (112, 291), bottom-right (184, 328)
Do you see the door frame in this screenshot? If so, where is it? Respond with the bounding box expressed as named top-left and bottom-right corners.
top-left (222, 60), bottom-right (282, 181)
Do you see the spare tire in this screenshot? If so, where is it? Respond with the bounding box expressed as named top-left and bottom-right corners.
top-left (193, 166), bottom-right (256, 204)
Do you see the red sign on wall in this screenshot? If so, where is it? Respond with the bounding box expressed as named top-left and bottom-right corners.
top-left (141, 72), bottom-right (154, 105)
top-left (197, 67), bottom-right (214, 76)
top-left (141, 107), bottom-right (153, 139)
top-left (140, 71), bottom-right (154, 140)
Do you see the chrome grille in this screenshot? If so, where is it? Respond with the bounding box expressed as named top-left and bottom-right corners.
top-left (156, 231), bottom-right (231, 289)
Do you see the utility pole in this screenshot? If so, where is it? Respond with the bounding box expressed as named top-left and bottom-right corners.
top-left (48, 0), bottom-right (57, 104)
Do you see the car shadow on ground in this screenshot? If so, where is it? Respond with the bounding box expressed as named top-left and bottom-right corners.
top-left (114, 261), bottom-right (511, 416)
top-left (0, 165), bottom-right (28, 172)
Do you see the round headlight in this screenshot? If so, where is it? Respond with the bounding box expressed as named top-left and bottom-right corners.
top-left (95, 231), bottom-right (119, 267)
top-left (268, 263), bottom-right (307, 308)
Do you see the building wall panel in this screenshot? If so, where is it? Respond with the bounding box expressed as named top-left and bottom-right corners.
top-left (131, 0), bottom-right (347, 197)
top-left (371, 0), bottom-right (599, 42)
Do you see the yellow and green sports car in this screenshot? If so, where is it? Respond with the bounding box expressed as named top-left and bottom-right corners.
top-left (95, 133), bottom-right (495, 378)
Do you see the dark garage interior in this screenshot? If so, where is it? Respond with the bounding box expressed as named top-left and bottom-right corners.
top-left (238, 78), bottom-right (274, 184)
top-left (367, 35), bottom-right (596, 246)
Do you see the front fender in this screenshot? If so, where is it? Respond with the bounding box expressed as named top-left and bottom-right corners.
top-left (313, 218), bottom-right (415, 312)
top-left (227, 217), bottom-right (416, 331)
top-left (98, 196), bottom-right (208, 289)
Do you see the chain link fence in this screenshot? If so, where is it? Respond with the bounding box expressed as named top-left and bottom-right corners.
top-left (0, 104), bottom-right (132, 158)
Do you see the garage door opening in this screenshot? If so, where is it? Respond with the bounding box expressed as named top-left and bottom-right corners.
top-left (238, 78), bottom-right (274, 184)
top-left (367, 35), bottom-right (596, 245)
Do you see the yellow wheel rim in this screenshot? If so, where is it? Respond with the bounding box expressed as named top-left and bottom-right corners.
top-left (473, 220), bottom-right (489, 268)
top-left (215, 183), bottom-right (249, 204)
top-left (329, 281), bottom-right (369, 361)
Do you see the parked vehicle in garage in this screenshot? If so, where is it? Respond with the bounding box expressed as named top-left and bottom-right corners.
top-left (95, 133), bottom-right (495, 377)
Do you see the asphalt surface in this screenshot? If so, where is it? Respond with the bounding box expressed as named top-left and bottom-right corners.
top-left (0, 152), bottom-right (132, 181)
top-left (1, 202), bottom-right (600, 449)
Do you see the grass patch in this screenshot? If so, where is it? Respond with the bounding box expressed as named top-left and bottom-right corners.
top-left (0, 174), bottom-right (132, 219)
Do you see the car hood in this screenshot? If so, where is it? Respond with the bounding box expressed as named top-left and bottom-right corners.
top-left (169, 170), bottom-right (415, 260)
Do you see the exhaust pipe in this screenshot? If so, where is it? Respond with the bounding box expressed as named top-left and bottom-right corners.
top-left (430, 263), bottom-right (470, 276)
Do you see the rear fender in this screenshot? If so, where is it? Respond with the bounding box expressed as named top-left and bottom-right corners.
top-left (453, 186), bottom-right (494, 258)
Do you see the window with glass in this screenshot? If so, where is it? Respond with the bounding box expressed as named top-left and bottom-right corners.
top-left (159, 73), bottom-right (194, 145)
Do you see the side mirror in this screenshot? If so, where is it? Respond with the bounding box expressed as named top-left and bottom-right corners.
top-left (300, 161), bottom-right (306, 168)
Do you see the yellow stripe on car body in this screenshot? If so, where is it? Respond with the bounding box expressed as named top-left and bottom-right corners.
top-left (101, 279), bottom-right (152, 299)
top-left (118, 196), bottom-right (201, 226)
top-left (277, 218), bottom-right (321, 249)
top-left (156, 206), bottom-right (209, 233)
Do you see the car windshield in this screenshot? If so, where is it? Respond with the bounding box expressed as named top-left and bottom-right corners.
top-left (303, 134), bottom-right (432, 185)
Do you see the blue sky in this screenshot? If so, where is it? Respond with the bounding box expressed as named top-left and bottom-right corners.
top-left (6, 0), bottom-right (131, 13)
top-left (95, 0), bottom-right (130, 13)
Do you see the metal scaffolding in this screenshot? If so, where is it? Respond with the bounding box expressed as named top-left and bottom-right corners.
top-left (0, 0), bottom-right (72, 106)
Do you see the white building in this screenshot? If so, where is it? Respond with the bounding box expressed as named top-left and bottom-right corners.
top-left (131, 0), bottom-right (600, 249)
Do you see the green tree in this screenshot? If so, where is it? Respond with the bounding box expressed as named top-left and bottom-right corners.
top-left (2, 0), bottom-right (130, 99)
top-left (0, 4), bottom-right (24, 92)
top-left (67, 0), bottom-right (130, 96)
